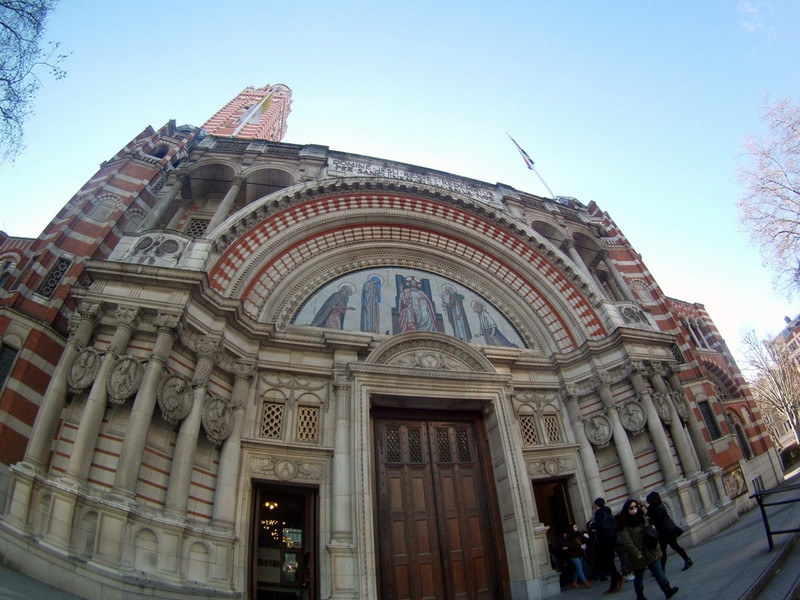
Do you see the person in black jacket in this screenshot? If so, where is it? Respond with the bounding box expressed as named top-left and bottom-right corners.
top-left (645, 491), bottom-right (693, 571)
top-left (592, 498), bottom-right (623, 593)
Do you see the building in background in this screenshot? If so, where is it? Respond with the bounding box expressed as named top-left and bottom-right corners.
top-left (759, 314), bottom-right (800, 466)
top-left (0, 84), bottom-right (783, 600)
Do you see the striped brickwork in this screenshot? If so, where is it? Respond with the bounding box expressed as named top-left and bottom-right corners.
top-left (209, 192), bottom-right (607, 352)
top-left (201, 85), bottom-right (292, 141)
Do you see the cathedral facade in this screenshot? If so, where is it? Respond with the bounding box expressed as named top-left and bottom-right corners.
top-left (0, 85), bottom-right (783, 600)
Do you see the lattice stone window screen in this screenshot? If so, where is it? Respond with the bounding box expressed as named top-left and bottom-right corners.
top-left (296, 405), bottom-right (319, 442)
top-left (36, 257), bottom-right (71, 298)
top-left (544, 414), bottom-right (562, 443)
top-left (185, 218), bottom-right (210, 238)
top-left (520, 415), bottom-right (539, 445)
top-left (260, 402), bottom-right (284, 438)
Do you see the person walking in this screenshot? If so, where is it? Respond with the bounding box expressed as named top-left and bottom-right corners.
top-left (646, 491), bottom-right (693, 572)
top-left (618, 499), bottom-right (679, 600)
top-left (561, 527), bottom-right (592, 588)
top-left (592, 498), bottom-right (623, 594)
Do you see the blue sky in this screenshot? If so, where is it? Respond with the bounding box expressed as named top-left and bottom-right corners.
top-left (1, 0), bottom-right (799, 366)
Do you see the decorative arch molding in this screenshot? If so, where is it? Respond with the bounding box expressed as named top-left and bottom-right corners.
top-left (206, 189), bottom-right (607, 353)
top-left (700, 359), bottom-right (742, 398)
top-left (365, 331), bottom-right (498, 374)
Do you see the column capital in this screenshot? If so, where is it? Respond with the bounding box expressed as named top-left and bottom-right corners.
top-left (647, 360), bottom-right (669, 379)
top-left (231, 360), bottom-right (255, 382)
top-left (192, 336), bottom-right (221, 387)
top-left (114, 305), bottom-right (141, 328)
top-left (154, 312), bottom-right (181, 332)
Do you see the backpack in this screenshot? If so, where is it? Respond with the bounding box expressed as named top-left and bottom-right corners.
top-left (642, 523), bottom-right (659, 550)
top-left (595, 509), bottom-right (617, 539)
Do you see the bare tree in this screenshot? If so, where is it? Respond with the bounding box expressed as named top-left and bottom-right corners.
top-left (742, 331), bottom-right (800, 450)
top-left (737, 98), bottom-right (800, 295)
top-left (1, 0), bottom-right (66, 163)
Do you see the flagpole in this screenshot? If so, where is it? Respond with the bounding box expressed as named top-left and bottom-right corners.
top-left (506, 133), bottom-right (557, 199)
top-left (530, 164), bottom-right (556, 199)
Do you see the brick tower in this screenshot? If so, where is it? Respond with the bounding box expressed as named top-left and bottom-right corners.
top-left (201, 84), bottom-right (292, 140)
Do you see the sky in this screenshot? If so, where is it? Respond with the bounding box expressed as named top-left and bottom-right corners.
top-left (1, 0), bottom-right (799, 368)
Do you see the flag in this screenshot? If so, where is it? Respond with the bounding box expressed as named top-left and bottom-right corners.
top-left (507, 134), bottom-right (535, 170)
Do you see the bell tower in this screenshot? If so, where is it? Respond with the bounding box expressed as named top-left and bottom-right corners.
top-left (201, 84), bottom-right (292, 141)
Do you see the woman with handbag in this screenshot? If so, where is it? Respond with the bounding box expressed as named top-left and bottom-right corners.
top-left (618, 499), bottom-right (679, 600)
top-left (646, 491), bottom-right (693, 571)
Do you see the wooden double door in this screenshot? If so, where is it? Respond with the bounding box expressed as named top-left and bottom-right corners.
top-left (374, 410), bottom-right (510, 600)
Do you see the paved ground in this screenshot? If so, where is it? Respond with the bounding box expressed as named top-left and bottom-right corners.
top-left (1, 471), bottom-right (799, 600)
top-left (546, 469), bottom-right (800, 600)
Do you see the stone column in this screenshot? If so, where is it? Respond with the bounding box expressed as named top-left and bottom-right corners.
top-left (164, 336), bottom-right (219, 519)
top-left (63, 306), bottom-right (139, 486)
top-left (330, 364), bottom-right (354, 543)
top-left (666, 370), bottom-right (714, 471)
top-left (110, 313), bottom-right (180, 502)
top-left (212, 361), bottom-right (254, 529)
top-left (140, 174), bottom-right (185, 231)
top-left (648, 364), bottom-right (700, 478)
top-left (599, 250), bottom-right (636, 302)
top-left (206, 176), bottom-right (244, 233)
top-left (24, 301), bottom-right (100, 470)
top-left (563, 391), bottom-right (604, 501)
top-left (4, 303), bottom-right (100, 533)
top-left (564, 239), bottom-right (595, 282)
top-left (594, 376), bottom-right (643, 497)
top-left (629, 364), bottom-right (680, 483)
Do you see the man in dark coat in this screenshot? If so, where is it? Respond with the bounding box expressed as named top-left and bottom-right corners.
top-left (646, 491), bottom-right (693, 571)
top-left (592, 498), bottom-right (623, 593)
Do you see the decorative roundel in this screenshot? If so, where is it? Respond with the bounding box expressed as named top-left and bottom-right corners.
top-left (107, 356), bottom-right (144, 405)
top-left (584, 414), bottom-right (612, 448)
top-left (68, 348), bottom-right (102, 392)
top-left (158, 373), bottom-right (193, 425)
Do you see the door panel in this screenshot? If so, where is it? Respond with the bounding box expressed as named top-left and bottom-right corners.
top-left (375, 413), bottom-right (508, 600)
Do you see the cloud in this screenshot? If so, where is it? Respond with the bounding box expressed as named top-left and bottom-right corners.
top-left (737, 0), bottom-right (769, 34)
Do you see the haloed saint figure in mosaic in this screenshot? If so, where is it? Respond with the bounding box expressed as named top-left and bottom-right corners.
top-left (310, 283), bottom-right (356, 329)
top-left (360, 275), bottom-right (383, 333)
top-left (296, 268), bottom-right (525, 348)
top-left (397, 276), bottom-right (441, 333)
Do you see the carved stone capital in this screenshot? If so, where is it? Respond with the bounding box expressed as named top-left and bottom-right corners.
top-left (114, 306), bottom-right (140, 327)
top-left (154, 312), bottom-right (181, 332)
